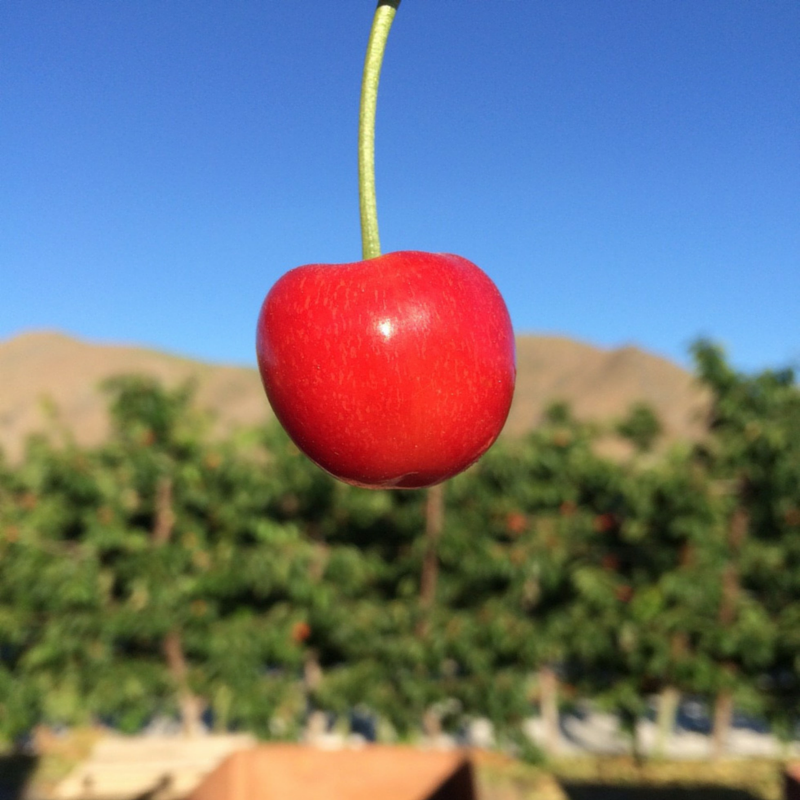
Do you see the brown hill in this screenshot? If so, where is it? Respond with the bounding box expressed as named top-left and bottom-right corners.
top-left (0, 330), bottom-right (707, 462)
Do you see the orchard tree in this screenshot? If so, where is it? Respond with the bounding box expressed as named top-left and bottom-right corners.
top-left (252, 422), bottom-right (436, 739)
top-left (92, 377), bottom-right (322, 736)
top-left (617, 402), bottom-right (663, 455)
top-left (576, 444), bottom-right (737, 758)
top-left (692, 341), bottom-right (800, 748)
top-left (0, 435), bottom-right (108, 740)
top-left (432, 403), bottom-right (626, 754)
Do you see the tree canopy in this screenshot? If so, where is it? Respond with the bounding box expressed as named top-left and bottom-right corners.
top-left (0, 343), bottom-right (797, 753)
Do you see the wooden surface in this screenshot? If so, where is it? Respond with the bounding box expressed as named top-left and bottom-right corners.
top-left (785, 764), bottom-right (800, 800)
top-left (55, 734), bottom-right (255, 799)
top-left (188, 745), bottom-right (476, 800)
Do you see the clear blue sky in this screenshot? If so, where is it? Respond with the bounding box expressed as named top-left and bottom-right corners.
top-left (2, 1), bottom-right (798, 373)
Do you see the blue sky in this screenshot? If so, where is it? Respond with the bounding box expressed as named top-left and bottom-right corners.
top-left (2, 1), bottom-right (798, 373)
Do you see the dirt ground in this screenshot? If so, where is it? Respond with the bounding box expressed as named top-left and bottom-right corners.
top-left (2, 731), bottom-right (789, 800)
top-left (476, 752), bottom-right (785, 800)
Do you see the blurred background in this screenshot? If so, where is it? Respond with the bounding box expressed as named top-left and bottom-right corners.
top-left (1, 2), bottom-right (799, 799)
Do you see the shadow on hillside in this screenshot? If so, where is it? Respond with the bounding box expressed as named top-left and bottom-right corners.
top-left (0, 754), bottom-right (38, 800)
top-left (560, 785), bottom-right (761, 800)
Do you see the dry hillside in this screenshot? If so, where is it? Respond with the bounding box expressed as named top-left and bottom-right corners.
top-left (0, 330), bottom-right (708, 462)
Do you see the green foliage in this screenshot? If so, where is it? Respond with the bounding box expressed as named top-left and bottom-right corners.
top-left (691, 340), bottom-right (800, 732)
top-left (0, 344), bottom-right (797, 749)
top-left (617, 402), bottom-right (663, 454)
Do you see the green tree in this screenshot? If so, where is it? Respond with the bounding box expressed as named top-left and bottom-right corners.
top-left (90, 377), bottom-right (322, 736)
top-left (431, 404), bottom-right (625, 754)
top-left (692, 341), bottom-right (800, 747)
top-left (617, 402), bottom-right (663, 454)
top-left (0, 436), bottom-right (108, 741)
top-left (252, 422), bottom-right (434, 739)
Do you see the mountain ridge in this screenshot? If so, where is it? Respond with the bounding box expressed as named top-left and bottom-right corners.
top-left (0, 330), bottom-right (707, 462)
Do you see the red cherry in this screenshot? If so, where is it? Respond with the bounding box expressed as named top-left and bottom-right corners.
top-left (615, 585), bottom-right (634, 603)
top-left (601, 554), bottom-right (620, 572)
top-left (256, 251), bottom-right (516, 489)
top-left (291, 621), bottom-right (311, 643)
top-left (593, 513), bottom-right (616, 533)
top-left (559, 501), bottom-right (577, 517)
top-left (506, 512), bottom-right (528, 535)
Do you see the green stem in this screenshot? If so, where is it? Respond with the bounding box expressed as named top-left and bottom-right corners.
top-left (359, 0), bottom-right (400, 261)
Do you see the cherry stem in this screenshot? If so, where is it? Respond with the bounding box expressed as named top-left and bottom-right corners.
top-left (359, 0), bottom-right (400, 261)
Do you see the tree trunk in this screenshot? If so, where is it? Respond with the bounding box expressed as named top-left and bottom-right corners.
top-left (619, 706), bottom-right (642, 764)
top-left (422, 707), bottom-right (443, 740)
top-left (303, 651), bottom-right (324, 741)
top-left (153, 476), bottom-right (205, 736)
top-left (212, 684), bottom-right (233, 733)
top-left (153, 476), bottom-right (176, 546)
top-left (711, 688), bottom-right (733, 759)
top-left (709, 503), bottom-right (748, 759)
top-left (654, 685), bottom-right (679, 758)
top-left (303, 650), bottom-right (323, 694)
top-left (163, 629), bottom-right (205, 737)
top-left (417, 484), bottom-right (444, 637)
top-left (538, 665), bottom-right (560, 755)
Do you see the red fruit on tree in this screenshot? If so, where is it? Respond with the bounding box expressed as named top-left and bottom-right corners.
top-left (291, 621), bottom-right (311, 643)
top-left (600, 554), bottom-right (620, 572)
top-left (256, 250), bottom-right (515, 489)
top-left (615, 585), bottom-right (634, 603)
top-left (593, 513), bottom-right (616, 533)
top-left (506, 511), bottom-right (528, 534)
top-left (559, 500), bottom-right (577, 517)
